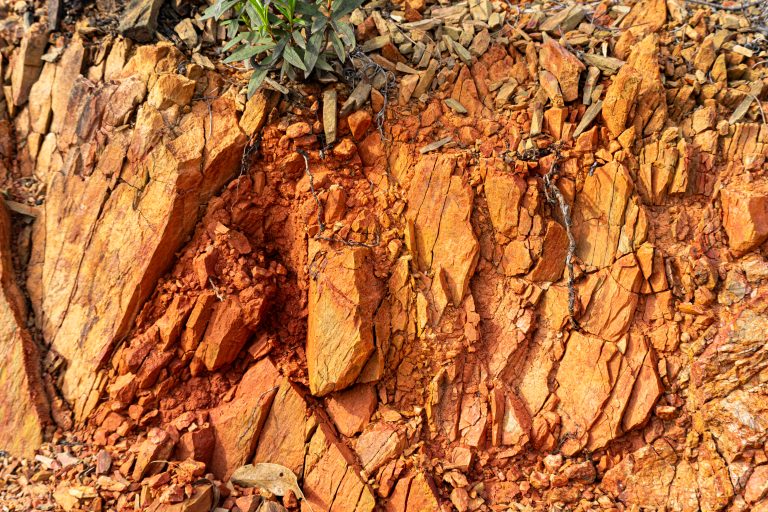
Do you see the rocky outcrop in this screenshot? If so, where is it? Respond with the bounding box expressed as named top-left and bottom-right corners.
top-left (4, 0), bottom-right (768, 510)
top-left (22, 41), bottom-right (268, 423)
top-left (0, 201), bottom-right (50, 457)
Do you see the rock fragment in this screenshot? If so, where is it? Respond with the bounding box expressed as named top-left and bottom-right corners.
top-left (307, 246), bottom-right (381, 396)
top-left (539, 36), bottom-right (584, 103)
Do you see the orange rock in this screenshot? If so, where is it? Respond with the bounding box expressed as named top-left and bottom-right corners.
top-left (485, 169), bottom-right (527, 239)
top-left (556, 331), bottom-right (617, 454)
top-left (539, 36), bottom-right (585, 103)
top-left (619, 0), bottom-right (667, 36)
top-left (406, 154), bottom-right (479, 304)
top-left (602, 65), bottom-right (642, 138)
top-left (208, 358), bottom-right (279, 479)
top-left (356, 422), bottom-right (407, 474)
top-left (147, 73), bottom-right (196, 110)
top-left (348, 112), bottom-right (373, 141)
top-left (0, 201), bottom-right (50, 457)
top-left (602, 439), bottom-right (697, 510)
top-left (578, 253), bottom-right (642, 341)
top-left (303, 422), bottom-right (375, 511)
top-left (252, 379), bottom-right (308, 478)
top-left (194, 297), bottom-right (251, 371)
top-left (721, 183), bottom-right (768, 256)
top-left (132, 428), bottom-right (176, 481)
top-left (501, 240), bottom-right (532, 276)
top-left (307, 245), bottom-right (381, 396)
top-left (529, 220), bottom-right (568, 282)
top-left (174, 427), bottom-right (214, 466)
top-left (572, 161), bottom-right (645, 269)
top-left (746, 465), bottom-right (768, 503)
top-left (385, 471), bottom-right (440, 512)
top-left (326, 384), bottom-right (377, 437)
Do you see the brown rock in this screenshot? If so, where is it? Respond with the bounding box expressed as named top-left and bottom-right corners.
top-left (539, 36), bottom-right (584, 103)
top-left (27, 61), bottom-right (55, 134)
top-left (119, 0), bottom-right (165, 42)
top-left (326, 384), bottom-right (377, 437)
top-left (208, 358), bottom-right (279, 479)
top-left (602, 65), bottom-right (642, 138)
top-left (10, 23), bottom-right (47, 107)
top-left (194, 297), bottom-right (252, 371)
top-left (240, 90), bottom-right (279, 137)
top-left (721, 183), bottom-right (768, 256)
top-left (0, 201), bottom-right (50, 457)
top-left (252, 379), bottom-right (308, 478)
top-left (307, 245), bottom-right (381, 396)
top-left (50, 39), bottom-right (85, 134)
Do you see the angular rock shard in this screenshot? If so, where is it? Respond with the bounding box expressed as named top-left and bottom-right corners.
top-left (0, 201), bottom-right (50, 457)
top-left (307, 245), bottom-right (381, 396)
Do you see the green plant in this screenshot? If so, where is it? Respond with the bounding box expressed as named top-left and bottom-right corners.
top-left (202, 0), bottom-right (363, 97)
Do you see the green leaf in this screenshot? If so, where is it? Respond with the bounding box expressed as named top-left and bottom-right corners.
top-left (336, 20), bottom-right (355, 50)
top-left (247, 66), bottom-right (269, 98)
top-left (311, 15), bottom-right (327, 34)
top-left (224, 41), bottom-right (275, 63)
top-left (201, 0), bottom-right (242, 20)
top-left (283, 45), bottom-right (307, 71)
top-left (314, 54), bottom-right (334, 71)
top-left (329, 30), bottom-right (346, 62)
top-left (303, 30), bottom-right (324, 76)
top-left (295, 2), bottom-right (322, 17)
top-left (292, 29), bottom-right (306, 49)
top-left (222, 32), bottom-right (246, 51)
top-left (331, 0), bottom-right (362, 19)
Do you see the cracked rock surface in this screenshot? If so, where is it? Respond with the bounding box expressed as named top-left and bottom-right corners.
top-left (2, 0), bottom-right (768, 510)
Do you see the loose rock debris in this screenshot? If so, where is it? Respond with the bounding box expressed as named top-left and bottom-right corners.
top-left (1, 0), bottom-right (768, 510)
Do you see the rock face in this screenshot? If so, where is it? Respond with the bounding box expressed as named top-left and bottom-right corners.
top-left (307, 245), bottom-right (382, 396)
top-left (0, 202), bottom-right (50, 457)
top-left (23, 43), bottom-right (259, 422)
top-left (4, 2), bottom-right (768, 510)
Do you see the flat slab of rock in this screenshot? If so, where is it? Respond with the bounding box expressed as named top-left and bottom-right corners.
top-left (0, 201), bottom-right (50, 457)
top-left (208, 358), bottom-right (280, 479)
top-left (307, 244), bottom-right (381, 396)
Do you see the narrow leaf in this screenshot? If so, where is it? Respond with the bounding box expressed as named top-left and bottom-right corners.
top-left (247, 66), bottom-right (269, 98)
top-left (314, 54), bottom-right (334, 71)
top-left (331, 0), bottom-right (363, 19)
top-left (283, 45), bottom-right (307, 71)
top-left (311, 15), bottom-right (327, 34)
top-left (303, 30), bottom-right (324, 76)
top-left (223, 41), bottom-right (274, 63)
top-left (292, 29), bottom-right (306, 49)
top-left (329, 30), bottom-right (346, 62)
